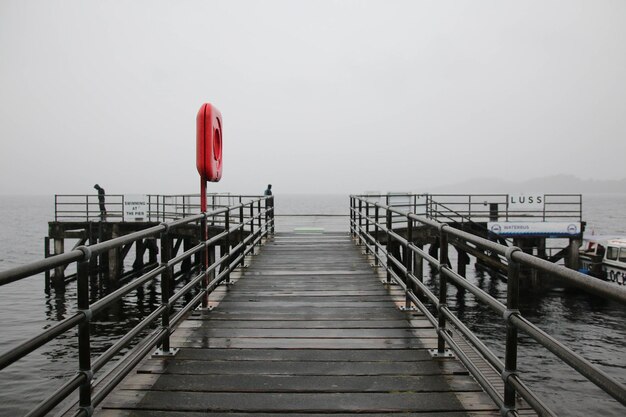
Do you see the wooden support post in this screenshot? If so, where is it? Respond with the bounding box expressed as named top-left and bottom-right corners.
top-left (414, 244), bottom-right (423, 283)
top-left (429, 240), bottom-right (439, 259)
top-left (88, 223), bottom-right (98, 277)
top-left (44, 237), bottom-right (51, 294)
top-left (147, 238), bottom-right (158, 264)
top-left (181, 238), bottom-right (192, 276)
top-left (99, 222), bottom-right (109, 278)
top-left (53, 238), bottom-right (65, 292)
top-left (108, 225), bottom-right (122, 283)
top-left (456, 248), bottom-right (469, 278)
top-left (133, 239), bottom-right (146, 271)
top-left (537, 238), bottom-right (547, 259)
top-left (489, 203), bottom-right (499, 222)
top-left (568, 238), bottom-right (581, 270)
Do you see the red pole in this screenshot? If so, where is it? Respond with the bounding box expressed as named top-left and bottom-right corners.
top-left (201, 177), bottom-right (208, 308)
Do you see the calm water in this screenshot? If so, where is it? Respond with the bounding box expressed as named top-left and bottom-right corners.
top-left (0, 194), bottom-right (625, 416)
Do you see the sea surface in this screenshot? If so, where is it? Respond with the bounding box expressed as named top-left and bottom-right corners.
top-left (0, 193), bottom-right (625, 416)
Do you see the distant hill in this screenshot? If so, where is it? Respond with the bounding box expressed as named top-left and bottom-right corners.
top-left (431, 175), bottom-right (626, 194)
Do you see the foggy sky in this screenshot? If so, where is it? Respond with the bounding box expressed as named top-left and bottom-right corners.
top-left (1, 0), bottom-right (625, 195)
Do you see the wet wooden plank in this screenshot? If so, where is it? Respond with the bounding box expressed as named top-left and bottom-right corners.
top-left (99, 411), bottom-right (480, 417)
top-left (119, 373), bottom-right (482, 392)
top-left (96, 232), bottom-right (499, 416)
top-left (104, 391), bottom-right (474, 413)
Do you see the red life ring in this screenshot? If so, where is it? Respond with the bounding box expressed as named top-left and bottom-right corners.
top-left (196, 103), bottom-right (223, 182)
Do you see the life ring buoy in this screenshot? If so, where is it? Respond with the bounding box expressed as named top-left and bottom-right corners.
top-left (196, 103), bottom-right (223, 182)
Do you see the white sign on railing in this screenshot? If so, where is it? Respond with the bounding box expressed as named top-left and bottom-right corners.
top-left (508, 194), bottom-right (544, 211)
top-left (124, 195), bottom-right (148, 222)
top-left (488, 221), bottom-right (580, 237)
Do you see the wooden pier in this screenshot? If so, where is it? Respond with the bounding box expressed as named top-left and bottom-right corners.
top-left (96, 232), bottom-right (523, 416)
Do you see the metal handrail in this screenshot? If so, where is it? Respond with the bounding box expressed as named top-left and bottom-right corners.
top-left (349, 195), bottom-right (625, 417)
top-left (53, 193), bottom-right (265, 223)
top-left (0, 196), bottom-right (275, 417)
top-left (354, 193), bottom-right (583, 223)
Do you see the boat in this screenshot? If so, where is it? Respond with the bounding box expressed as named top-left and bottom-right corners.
top-left (579, 236), bottom-right (626, 285)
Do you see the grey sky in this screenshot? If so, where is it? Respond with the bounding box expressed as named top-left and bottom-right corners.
top-left (1, 0), bottom-right (625, 195)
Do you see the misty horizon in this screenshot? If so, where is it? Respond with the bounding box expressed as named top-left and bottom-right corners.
top-left (2, 1), bottom-right (625, 195)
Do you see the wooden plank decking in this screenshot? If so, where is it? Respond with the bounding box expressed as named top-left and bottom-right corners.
top-left (97, 232), bottom-right (504, 416)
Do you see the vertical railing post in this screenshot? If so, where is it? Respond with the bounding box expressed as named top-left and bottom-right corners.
top-left (76, 256), bottom-right (93, 416)
top-left (239, 202), bottom-right (245, 268)
top-left (224, 210), bottom-right (231, 284)
top-left (404, 214), bottom-right (414, 309)
top-left (365, 201), bottom-right (370, 256)
top-left (357, 199), bottom-right (363, 245)
top-left (249, 203), bottom-right (255, 255)
top-left (270, 196), bottom-right (275, 235)
top-left (350, 197), bottom-right (355, 237)
top-left (257, 199), bottom-right (262, 237)
top-left (374, 205), bottom-right (379, 266)
top-left (55, 195), bottom-right (58, 221)
top-left (504, 247), bottom-right (521, 412)
top-left (264, 197), bottom-right (269, 236)
top-left (85, 195), bottom-right (89, 221)
top-left (386, 208), bottom-right (392, 284)
top-left (156, 228), bottom-right (176, 356)
top-left (437, 224), bottom-right (449, 355)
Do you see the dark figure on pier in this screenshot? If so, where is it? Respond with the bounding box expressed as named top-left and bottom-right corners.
top-left (264, 184), bottom-right (274, 233)
top-left (94, 184), bottom-right (106, 220)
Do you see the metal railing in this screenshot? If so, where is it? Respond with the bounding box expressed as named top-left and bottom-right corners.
top-left (349, 195), bottom-right (625, 417)
top-left (0, 196), bottom-right (274, 417)
top-left (53, 194), bottom-right (263, 222)
top-left (357, 193), bottom-right (582, 224)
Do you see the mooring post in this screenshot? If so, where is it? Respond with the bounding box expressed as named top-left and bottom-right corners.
top-left (437, 226), bottom-right (449, 355)
top-left (76, 256), bottom-right (93, 415)
top-left (374, 205), bottom-right (380, 266)
top-left (504, 247), bottom-right (520, 413)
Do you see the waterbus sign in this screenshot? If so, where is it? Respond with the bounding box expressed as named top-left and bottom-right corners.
top-left (487, 221), bottom-right (581, 237)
